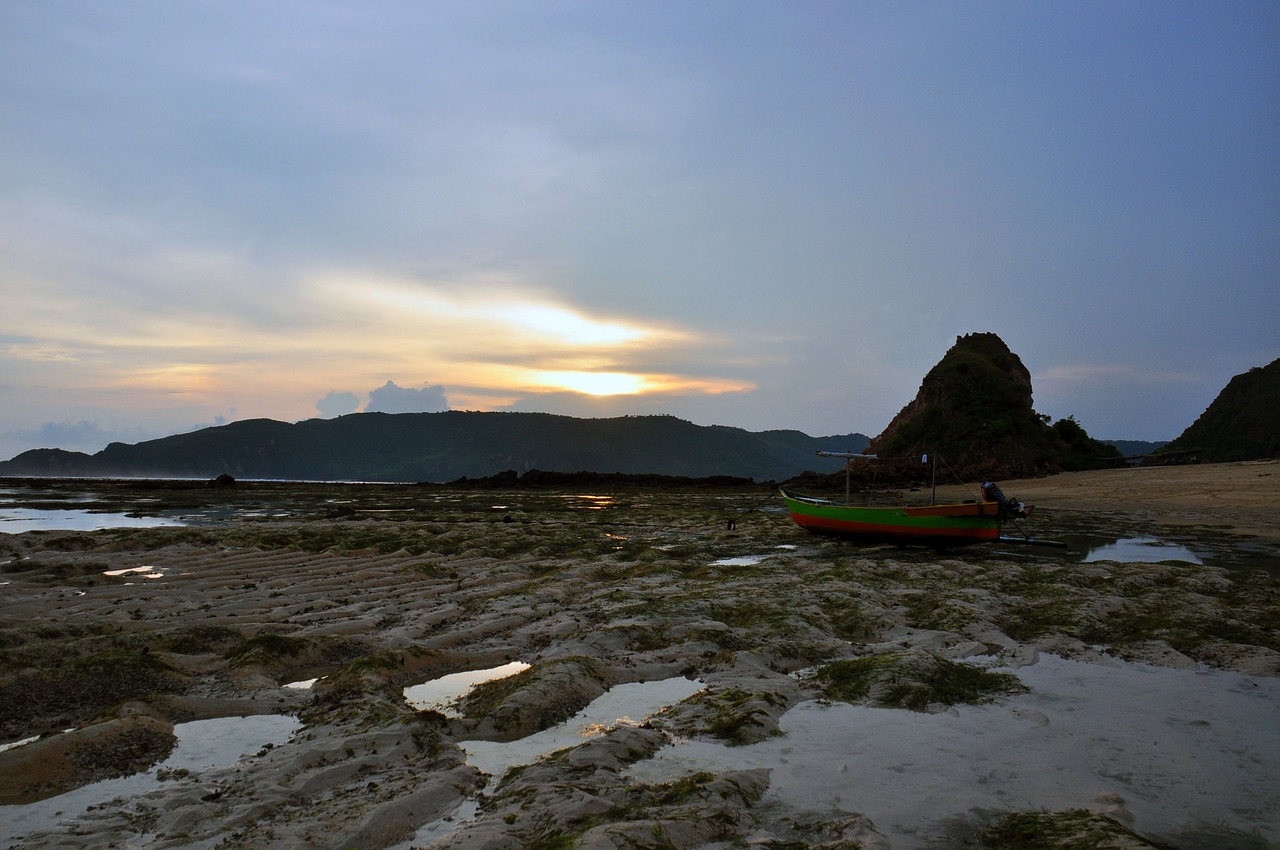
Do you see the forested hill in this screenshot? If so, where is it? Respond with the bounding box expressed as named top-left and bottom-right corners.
top-left (1161, 357), bottom-right (1280, 462)
top-left (0, 412), bottom-right (870, 483)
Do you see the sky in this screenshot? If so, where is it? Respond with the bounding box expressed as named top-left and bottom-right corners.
top-left (2, 1), bottom-right (1277, 461)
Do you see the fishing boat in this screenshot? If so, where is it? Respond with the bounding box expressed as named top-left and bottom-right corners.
top-left (780, 451), bottom-right (1035, 548)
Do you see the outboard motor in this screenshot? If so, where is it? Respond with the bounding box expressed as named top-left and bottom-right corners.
top-left (982, 481), bottom-right (1030, 519)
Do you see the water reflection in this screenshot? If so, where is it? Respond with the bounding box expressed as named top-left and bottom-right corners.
top-left (1084, 536), bottom-right (1203, 564)
top-left (558, 494), bottom-right (616, 510)
top-left (622, 657), bottom-right (1280, 849)
top-left (103, 566), bottom-right (167, 579)
top-left (397, 677), bottom-right (705, 847)
top-left (710, 545), bottom-right (798, 567)
top-left (0, 714), bottom-right (299, 846)
top-left (460, 676), bottom-right (705, 780)
top-left (709, 554), bottom-right (770, 567)
top-left (0, 508), bottom-right (180, 534)
top-left (403, 661), bottom-right (531, 714)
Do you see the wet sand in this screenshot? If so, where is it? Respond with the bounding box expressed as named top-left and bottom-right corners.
top-left (0, 461), bottom-right (1277, 849)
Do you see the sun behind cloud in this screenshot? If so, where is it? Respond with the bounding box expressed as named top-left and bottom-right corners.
top-left (321, 276), bottom-right (666, 352)
top-left (534, 371), bottom-right (646, 396)
top-left (306, 273), bottom-right (752, 405)
top-left (494, 304), bottom-right (645, 346)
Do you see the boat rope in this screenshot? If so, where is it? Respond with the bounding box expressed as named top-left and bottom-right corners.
top-left (935, 454), bottom-right (984, 500)
top-left (843, 452), bottom-right (983, 501)
top-left (726, 493), bottom-right (775, 530)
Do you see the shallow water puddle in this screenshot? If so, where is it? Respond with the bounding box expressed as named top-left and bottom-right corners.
top-left (460, 676), bottom-right (706, 779)
top-left (624, 656), bottom-right (1279, 848)
top-left (397, 797), bottom-right (480, 848)
top-left (558, 494), bottom-right (616, 510)
top-left (710, 544), bottom-right (797, 567)
top-left (0, 734), bottom-right (44, 754)
top-left (398, 677), bottom-right (706, 848)
top-left (1084, 536), bottom-right (1203, 564)
top-left (0, 714), bottom-right (300, 846)
top-left (710, 554), bottom-right (771, 566)
top-left (102, 565), bottom-right (167, 579)
top-left (0, 508), bottom-right (181, 534)
top-left (403, 661), bottom-right (531, 714)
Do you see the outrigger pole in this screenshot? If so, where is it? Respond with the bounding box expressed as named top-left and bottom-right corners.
top-left (816, 450), bottom-right (943, 503)
top-left (816, 451), bottom-right (878, 501)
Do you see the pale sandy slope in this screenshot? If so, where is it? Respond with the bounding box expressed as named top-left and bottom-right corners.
top-left (934, 459), bottom-right (1280, 540)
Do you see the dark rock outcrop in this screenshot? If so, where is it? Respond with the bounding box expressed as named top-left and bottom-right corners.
top-left (852, 333), bottom-right (1119, 484)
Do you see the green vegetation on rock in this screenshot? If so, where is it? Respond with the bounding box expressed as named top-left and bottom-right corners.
top-left (1160, 357), bottom-right (1280, 462)
top-left (805, 652), bottom-right (1027, 710)
top-left (984, 808), bottom-right (1168, 849)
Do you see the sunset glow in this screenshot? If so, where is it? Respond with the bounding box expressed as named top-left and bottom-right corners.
top-left (533, 371), bottom-right (647, 396)
top-left (1, 3), bottom-right (1274, 460)
top-left (495, 305), bottom-right (648, 346)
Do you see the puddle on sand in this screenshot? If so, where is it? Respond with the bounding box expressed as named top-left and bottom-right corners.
top-left (1084, 536), bottom-right (1203, 564)
top-left (0, 508), bottom-right (181, 534)
top-left (710, 545), bottom-right (799, 567)
top-left (403, 661), bottom-right (531, 715)
top-left (102, 565), bottom-right (167, 579)
top-left (460, 676), bottom-right (706, 780)
top-left (0, 734), bottom-right (45, 754)
top-left (396, 676), bottom-right (705, 848)
top-left (1036, 513), bottom-right (1280, 576)
top-left (386, 797), bottom-right (480, 850)
top-left (710, 554), bottom-right (771, 567)
top-left (623, 656), bottom-right (1280, 849)
top-left (0, 714), bottom-right (300, 846)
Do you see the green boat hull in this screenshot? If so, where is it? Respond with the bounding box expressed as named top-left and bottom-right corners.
top-left (780, 488), bottom-right (1003, 547)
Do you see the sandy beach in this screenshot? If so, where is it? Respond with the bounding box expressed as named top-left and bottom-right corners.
top-left (952, 459), bottom-right (1280, 541)
top-left (1, 461), bottom-right (1277, 849)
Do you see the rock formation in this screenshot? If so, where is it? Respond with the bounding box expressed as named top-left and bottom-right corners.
top-left (858, 332), bottom-right (1119, 483)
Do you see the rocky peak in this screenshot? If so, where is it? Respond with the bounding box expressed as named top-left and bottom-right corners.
top-left (861, 333), bottom-right (1116, 482)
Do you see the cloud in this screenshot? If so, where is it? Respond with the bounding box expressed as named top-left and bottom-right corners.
top-left (0, 420), bottom-right (155, 455)
top-left (302, 273), bottom-right (749, 404)
top-left (315, 390), bottom-right (360, 418)
top-left (365, 380), bottom-right (450, 414)
top-left (2, 3), bottom-right (1273, 450)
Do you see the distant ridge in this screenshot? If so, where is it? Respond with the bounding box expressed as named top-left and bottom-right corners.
top-left (1104, 440), bottom-right (1168, 458)
top-left (0, 412), bottom-right (870, 483)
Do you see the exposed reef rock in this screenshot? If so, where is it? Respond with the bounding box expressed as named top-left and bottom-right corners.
top-left (0, 704), bottom-right (176, 804)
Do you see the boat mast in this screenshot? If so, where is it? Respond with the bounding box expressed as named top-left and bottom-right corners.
top-left (924, 452), bottom-right (937, 504)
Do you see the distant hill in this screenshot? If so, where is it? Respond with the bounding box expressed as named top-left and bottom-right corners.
top-left (858, 333), bottom-right (1121, 483)
top-left (1158, 358), bottom-right (1280, 462)
top-left (1104, 440), bottom-right (1169, 458)
top-left (0, 412), bottom-right (870, 483)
